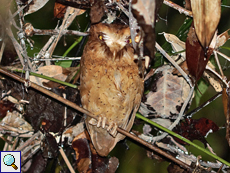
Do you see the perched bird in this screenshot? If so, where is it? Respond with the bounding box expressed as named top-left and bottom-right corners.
top-left (80, 23), bottom-right (144, 156)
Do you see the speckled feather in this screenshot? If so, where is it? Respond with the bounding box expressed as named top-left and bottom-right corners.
top-left (80, 23), bottom-right (144, 156)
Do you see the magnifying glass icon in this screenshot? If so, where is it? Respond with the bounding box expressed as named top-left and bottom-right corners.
top-left (3, 154), bottom-right (18, 170)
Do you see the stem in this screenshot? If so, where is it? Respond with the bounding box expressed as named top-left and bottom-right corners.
top-left (10, 69), bottom-right (77, 89)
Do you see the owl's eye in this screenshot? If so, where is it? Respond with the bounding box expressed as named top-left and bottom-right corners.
top-left (128, 38), bottom-right (132, 44)
top-left (98, 35), bottom-right (103, 40)
top-left (126, 38), bottom-right (132, 44)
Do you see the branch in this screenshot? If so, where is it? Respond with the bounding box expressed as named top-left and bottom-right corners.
top-left (163, 0), bottom-right (193, 17)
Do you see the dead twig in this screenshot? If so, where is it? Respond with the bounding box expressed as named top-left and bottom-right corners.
top-left (163, 0), bottom-right (193, 17)
top-left (59, 147), bottom-right (75, 173)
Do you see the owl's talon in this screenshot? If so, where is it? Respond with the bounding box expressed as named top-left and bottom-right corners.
top-left (107, 123), bottom-right (113, 131)
top-left (89, 118), bottom-right (97, 126)
top-left (102, 117), bottom-right (106, 128)
top-left (97, 117), bottom-right (102, 127)
top-left (107, 122), bottom-right (118, 137)
top-left (110, 124), bottom-right (118, 137)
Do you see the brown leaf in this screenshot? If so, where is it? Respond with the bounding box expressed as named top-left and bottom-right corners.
top-left (173, 118), bottom-right (219, 147)
top-left (30, 65), bottom-right (71, 88)
top-left (191, 0), bottom-right (221, 48)
top-left (25, 152), bottom-right (47, 173)
top-left (168, 163), bottom-right (189, 173)
top-left (222, 84), bottom-right (230, 147)
top-left (54, 2), bottom-right (67, 19)
top-left (72, 131), bottom-right (119, 173)
top-left (172, 61), bottom-right (189, 77)
top-left (0, 100), bottom-right (15, 119)
top-left (186, 23), bottom-right (213, 81)
top-left (144, 65), bottom-right (190, 118)
top-left (90, 0), bottom-right (105, 24)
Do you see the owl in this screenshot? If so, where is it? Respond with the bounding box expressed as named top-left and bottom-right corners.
top-left (80, 23), bottom-right (144, 156)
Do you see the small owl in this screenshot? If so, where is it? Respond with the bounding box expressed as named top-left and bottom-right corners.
top-left (80, 23), bottom-right (144, 156)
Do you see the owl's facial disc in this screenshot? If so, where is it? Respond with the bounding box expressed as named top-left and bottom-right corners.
top-left (100, 32), bottom-right (130, 51)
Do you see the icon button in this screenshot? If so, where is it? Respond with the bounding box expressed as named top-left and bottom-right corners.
top-left (3, 154), bottom-right (18, 170)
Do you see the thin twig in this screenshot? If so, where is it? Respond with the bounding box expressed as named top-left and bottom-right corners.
top-left (9, 0), bottom-right (33, 20)
top-left (15, 131), bottom-right (41, 151)
top-left (185, 92), bottom-right (222, 118)
top-left (0, 41), bottom-right (5, 63)
top-left (2, 18), bottom-right (24, 66)
top-left (32, 57), bottom-right (81, 61)
top-left (155, 42), bottom-right (193, 87)
top-left (163, 0), bottom-right (193, 17)
top-left (0, 136), bottom-right (13, 145)
top-left (205, 64), bottom-right (228, 87)
top-left (214, 51), bottom-right (224, 77)
top-left (32, 28), bottom-right (88, 36)
top-left (59, 147), bottom-right (75, 173)
top-left (152, 86), bottom-right (194, 142)
top-left (49, 7), bottom-right (79, 59)
top-left (12, 136), bottom-right (18, 150)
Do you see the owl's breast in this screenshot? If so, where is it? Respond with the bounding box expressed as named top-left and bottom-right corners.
top-left (80, 58), bottom-right (143, 127)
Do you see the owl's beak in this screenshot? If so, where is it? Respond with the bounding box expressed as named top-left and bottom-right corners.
top-left (112, 51), bottom-right (116, 61)
top-left (111, 43), bottom-right (122, 61)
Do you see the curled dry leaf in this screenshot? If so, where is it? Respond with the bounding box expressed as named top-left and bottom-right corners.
top-left (215, 29), bottom-right (230, 48)
top-left (191, 0), bottom-right (221, 48)
top-left (0, 111), bottom-right (33, 132)
top-left (144, 65), bottom-right (190, 118)
top-left (162, 32), bottom-right (186, 63)
top-left (186, 23), bottom-right (213, 81)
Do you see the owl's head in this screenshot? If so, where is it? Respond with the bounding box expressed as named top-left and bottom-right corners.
top-left (89, 23), bottom-right (133, 54)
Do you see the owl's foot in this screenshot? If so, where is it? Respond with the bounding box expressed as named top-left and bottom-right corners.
top-left (88, 117), bottom-right (118, 137)
top-left (107, 122), bottom-right (118, 137)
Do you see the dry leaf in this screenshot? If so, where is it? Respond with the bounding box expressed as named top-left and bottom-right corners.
top-left (191, 0), bottom-right (221, 48)
top-left (144, 65), bottom-right (190, 118)
top-left (1, 111), bottom-right (33, 132)
top-left (72, 131), bottom-right (119, 173)
top-left (172, 61), bottom-right (189, 77)
top-left (90, 0), bottom-right (105, 24)
top-left (203, 62), bottom-right (222, 92)
top-left (162, 32), bottom-right (186, 62)
top-left (132, 0), bottom-right (163, 59)
top-left (215, 29), bottom-right (230, 48)
top-left (186, 23), bottom-right (213, 81)
top-left (54, 2), bottom-right (67, 19)
top-left (23, 0), bottom-right (49, 16)
top-left (222, 85), bottom-right (230, 147)
top-left (30, 65), bottom-right (70, 88)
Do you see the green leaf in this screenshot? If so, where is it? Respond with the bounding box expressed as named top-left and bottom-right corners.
top-left (220, 46), bottom-right (230, 51)
top-left (55, 36), bottom-right (84, 68)
top-left (55, 60), bottom-right (72, 68)
top-left (195, 79), bottom-right (209, 106)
